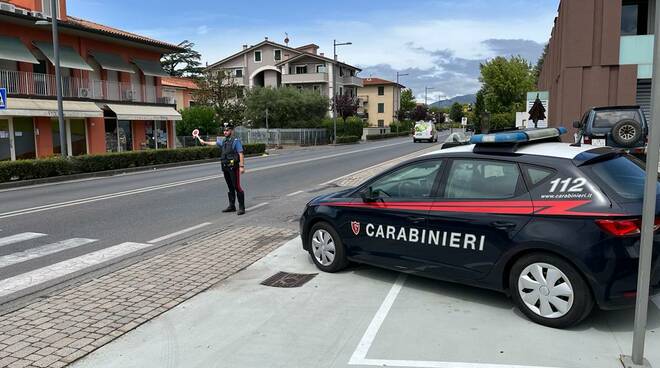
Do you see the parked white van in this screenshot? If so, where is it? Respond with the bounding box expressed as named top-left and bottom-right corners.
top-left (413, 121), bottom-right (438, 143)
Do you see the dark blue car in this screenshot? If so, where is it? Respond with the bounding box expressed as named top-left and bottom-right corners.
top-left (299, 128), bottom-right (660, 328)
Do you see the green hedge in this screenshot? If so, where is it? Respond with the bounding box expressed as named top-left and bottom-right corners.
top-left (320, 117), bottom-right (364, 139)
top-left (365, 132), bottom-right (410, 140)
top-left (0, 144), bottom-right (266, 183)
top-left (336, 135), bottom-right (360, 144)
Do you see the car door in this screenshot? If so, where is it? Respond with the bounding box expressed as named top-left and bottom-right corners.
top-left (343, 159), bottom-right (445, 272)
top-left (423, 157), bottom-right (533, 281)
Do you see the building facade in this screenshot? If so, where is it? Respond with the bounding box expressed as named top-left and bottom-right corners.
top-left (357, 77), bottom-right (404, 127)
top-left (0, 0), bottom-right (184, 161)
top-left (538, 0), bottom-right (655, 140)
top-left (205, 39), bottom-right (363, 115)
top-left (161, 77), bottom-right (198, 111)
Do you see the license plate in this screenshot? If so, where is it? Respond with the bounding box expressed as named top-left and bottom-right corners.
top-left (591, 139), bottom-right (606, 147)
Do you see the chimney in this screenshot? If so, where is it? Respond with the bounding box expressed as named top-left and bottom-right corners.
top-left (242, 44), bottom-right (248, 50)
top-left (320, 52), bottom-right (324, 57)
top-left (265, 36), bottom-right (269, 41)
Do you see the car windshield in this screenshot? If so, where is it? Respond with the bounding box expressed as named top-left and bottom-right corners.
top-left (586, 155), bottom-right (660, 200)
top-left (592, 110), bottom-right (641, 128)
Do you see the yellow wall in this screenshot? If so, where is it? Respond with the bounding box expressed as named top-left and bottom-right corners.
top-left (357, 84), bottom-right (400, 127)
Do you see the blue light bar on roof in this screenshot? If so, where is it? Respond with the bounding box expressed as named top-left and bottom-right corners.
top-left (470, 127), bottom-right (567, 144)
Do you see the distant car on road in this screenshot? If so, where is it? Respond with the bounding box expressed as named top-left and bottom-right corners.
top-left (574, 106), bottom-right (648, 152)
top-left (300, 128), bottom-right (660, 328)
top-left (413, 121), bottom-right (438, 143)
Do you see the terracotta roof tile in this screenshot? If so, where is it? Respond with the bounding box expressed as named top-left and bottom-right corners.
top-left (161, 76), bottom-right (199, 89)
top-left (362, 77), bottom-right (404, 88)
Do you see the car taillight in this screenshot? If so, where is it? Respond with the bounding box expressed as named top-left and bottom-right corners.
top-left (595, 218), bottom-right (660, 237)
top-left (583, 136), bottom-right (592, 145)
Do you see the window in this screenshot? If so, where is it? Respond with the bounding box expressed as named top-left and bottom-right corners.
top-left (235, 69), bottom-right (243, 78)
top-left (523, 165), bottom-right (554, 186)
top-left (378, 86), bottom-right (385, 96)
top-left (378, 103), bottom-right (385, 113)
top-left (297, 85), bottom-right (304, 91)
top-left (295, 65), bottom-right (308, 74)
top-left (254, 50), bottom-right (262, 62)
top-left (586, 155), bottom-right (659, 200)
top-left (313, 85), bottom-right (321, 94)
top-left (339, 68), bottom-right (344, 77)
top-left (367, 160), bottom-right (443, 199)
top-left (445, 159), bottom-right (521, 199)
top-left (316, 64), bottom-right (326, 73)
top-left (274, 49), bottom-right (282, 61)
top-left (339, 87), bottom-right (343, 96)
top-left (69, 119), bottom-right (87, 156)
top-left (593, 110), bottom-right (642, 128)
top-left (378, 120), bottom-right (385, 127)
top-left (621, 0), bottom-right (649, 36)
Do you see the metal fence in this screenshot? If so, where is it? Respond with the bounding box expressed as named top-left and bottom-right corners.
top-left (176, 128), bottom-right (329, 148)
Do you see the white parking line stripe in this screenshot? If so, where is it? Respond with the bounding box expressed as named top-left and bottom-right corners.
top-left (0, 242), bottom-right (152, 299)
top-left (147, 223), bottom-right (212, 244)
top-left (286, 190), bottom-right (304, 197)
top-left (356, 358), bottom-right (562, 368)
top-left (0, 238), bottom-right (97, 268)
top-left (349, 274), bottom-right (407, 364)
top-left (0, 233), bottom-right (47, 248)
top-left (245, 202), bottom-right (269, 212)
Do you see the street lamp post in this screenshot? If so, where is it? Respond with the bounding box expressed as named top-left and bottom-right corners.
top-left (332, 39), bottom-right (352, 145)
top-left (424, 86), bottom-right (435, 106)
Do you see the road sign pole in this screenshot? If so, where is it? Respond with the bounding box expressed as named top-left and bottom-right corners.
top-left (621, 3), bottom-right (660, 368)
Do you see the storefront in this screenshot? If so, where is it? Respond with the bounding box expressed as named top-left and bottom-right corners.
top-left (101, 103), bottom-right (180, 152)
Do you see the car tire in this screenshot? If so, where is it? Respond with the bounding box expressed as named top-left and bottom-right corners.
top-left (611, 119), bottom-right (643, 148)
top-left (413, 139), bottom-right (418, 143)
top-left (509, 253), bottom-right (594, 328)
top-left (308, 222), bottom-right (348, 273)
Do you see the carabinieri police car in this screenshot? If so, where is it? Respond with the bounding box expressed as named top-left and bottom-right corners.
top-left (299, 127), bottom-right (660, 328)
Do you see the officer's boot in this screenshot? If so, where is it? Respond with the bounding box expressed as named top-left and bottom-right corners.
top-left (222, 192), bottom-right (236, 213)
top-left (236, 191), bottom-right (246, 216)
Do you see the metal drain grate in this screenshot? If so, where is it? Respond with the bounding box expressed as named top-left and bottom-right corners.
top-left (261, 272), bottom-right (317, 288)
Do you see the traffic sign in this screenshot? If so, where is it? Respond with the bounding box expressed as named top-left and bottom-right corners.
top-left (0, 88), bottom-right (6, 110)
top-left (461, 117), bottom-right (468, 126)
top-left (192, 129), bottom-right (200, 138)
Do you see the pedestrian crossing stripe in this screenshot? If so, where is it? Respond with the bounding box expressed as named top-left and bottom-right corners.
top-left (0, 88), bottom-right (6, 110)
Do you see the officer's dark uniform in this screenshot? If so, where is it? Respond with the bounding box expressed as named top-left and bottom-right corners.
top-left (217, 126), bottom-right (245, 215)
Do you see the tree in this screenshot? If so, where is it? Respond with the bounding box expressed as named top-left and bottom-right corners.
top-left (194, 70), bottom-right (246, 125)
top-left (429, 107), bottom-right (446, 124)
top-left (398, 89), bottom-right (417, 120)
top-left (161, 40), bottom-right (203, 77)
top-left (244, 87), bottom-right (330, 128)
top-left (449, 102), bottom-right (464, 123)
top-left (177, 106), bottom-right (218, 136)
top-left (332, 95), bottom-right (359, 122)
top-left (533, 43), bottom-right (549, 85)
top-left (411, 105), bottom-right (429, 121)
top-left (479, 56), bottom-right (535, 114)
top-left (472, 89), bottom-right (486, 132)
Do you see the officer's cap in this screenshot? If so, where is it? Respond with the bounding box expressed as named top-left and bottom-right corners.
top-left (223, 122), bottom-right (235, 130)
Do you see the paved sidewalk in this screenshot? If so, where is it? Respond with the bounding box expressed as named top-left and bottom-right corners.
top-left (0, 226), bottom-right (295, 368)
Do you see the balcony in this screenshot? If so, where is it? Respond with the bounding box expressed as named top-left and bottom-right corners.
top-left (0, 69), bottom-right (171, 104)
top-left (342, 75), bottom-right (363, 87)
top-left (282, 72), bottom-right (329, 84)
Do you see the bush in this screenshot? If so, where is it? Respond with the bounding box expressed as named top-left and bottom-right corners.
top-left (488, 112), bottom-right (516, 131)
top-left (245, 87), bottom-right (330, 128)
top-left (335, 135), bottom-right (360, 144)
top-left (0, 144), bottom-right (266, 183)
top-left (321, 117), bottom-right (363, 140)
top-left (365, 132), bottom-right (410, 140)
top-left (390, 120), bottom-right (414, 133)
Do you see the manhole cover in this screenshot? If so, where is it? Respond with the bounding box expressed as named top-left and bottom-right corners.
top-left (261, 272), bottom-right (317, 288)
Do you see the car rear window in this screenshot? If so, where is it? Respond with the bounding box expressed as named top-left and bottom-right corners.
top-left (592, 110), bottom-right (641, 128)
top-left (586, 155), bottom-right (659, 200)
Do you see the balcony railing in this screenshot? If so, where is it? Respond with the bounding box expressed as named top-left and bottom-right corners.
top-left (342, 75), bottom-right (363, 87)
top-left (282, 72), bottom-right (329, 84)
top-left (0, 69), bottom-right (170, 104)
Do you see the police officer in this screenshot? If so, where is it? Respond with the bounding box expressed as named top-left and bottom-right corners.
top-left (197, 122), bottom-right (246, 215)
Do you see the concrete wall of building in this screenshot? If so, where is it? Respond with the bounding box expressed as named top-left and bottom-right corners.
top-left (358, 84), bottom-right (399, 127)
top-left (538, 0), bottom-right (637, 140)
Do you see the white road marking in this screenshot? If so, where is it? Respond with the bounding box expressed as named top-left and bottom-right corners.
top-left (286, 190), bottom-right (304, 197)
top-left (0, 242), bottom-right (152, 298)
top-left (348, 274), bottom-right (559, 368)
top-left (0, 233), bottom-right (47, 248)
top-left (0, 238), bottom-right (97, 268)
top-left (0, 141), bottom-right (409, 219)
top-left (147, 223), bottom-right (212, 244)
top-left (245, 202), bottom-right (269, 212)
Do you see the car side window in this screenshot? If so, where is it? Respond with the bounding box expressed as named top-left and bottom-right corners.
top-left (367, 160), bottom-right (443, 199)
top-left (445, 159), bottom-right (521, 199)
top-left (523, 165), bottom-right (555, 187)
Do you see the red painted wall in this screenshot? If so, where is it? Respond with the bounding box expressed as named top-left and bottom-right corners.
top-left (8, 0), bottom-right (67, 19)
top-left (34, 117), bottom-right (53, 158)
top-left (132, 121), bottom-right (146, 151)
top-left (86, 117), bottom-right (106, 154)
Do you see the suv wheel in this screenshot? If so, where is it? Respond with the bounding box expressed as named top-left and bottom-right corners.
top-left (509, 253), bottom-right (593, 328)
top-left (308, 222), bottom-right (348, 273)
top-left (611, 119), bottom-right (643, 148)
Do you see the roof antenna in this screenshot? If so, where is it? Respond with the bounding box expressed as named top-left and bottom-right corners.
top-left (284, 32), bottom-right (290, 46)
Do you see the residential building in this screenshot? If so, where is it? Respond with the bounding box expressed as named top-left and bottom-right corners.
top-left (205, 38), bottom-right (363, 115)
top-left (161, 77), bottom-right (198, 110)
top-left (357, 77), bottom-right (404, 127)
top-left (0, 0), bottom-right (184, 161)
top-left (538, 0), bottom-right (655, 140)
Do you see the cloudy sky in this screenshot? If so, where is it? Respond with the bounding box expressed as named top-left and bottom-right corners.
top-left (68, 0), bottom-right (559, 103)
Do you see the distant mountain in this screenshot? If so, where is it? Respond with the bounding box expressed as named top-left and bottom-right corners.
top-left (430, 94), bottom-right (477, 108)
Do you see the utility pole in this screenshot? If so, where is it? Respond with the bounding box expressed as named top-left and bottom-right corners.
top-left (332, 39), bottom-right (352, 145)
top-left (265, 107), bottom-right (269, 146)
top-left (395, 72), bottom-right (408, 129)
top-left (424, 86), bottom-right (435, 106)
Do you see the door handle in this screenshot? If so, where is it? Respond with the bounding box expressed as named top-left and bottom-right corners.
top-left (407, 216), bottom-right (426, 224)
top-left (491, 221), bottom-right (516, 230)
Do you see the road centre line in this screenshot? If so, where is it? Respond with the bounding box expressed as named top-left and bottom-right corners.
top-left (286, 190), bottom-right (305, 197)
top-left (0, 141), bottom-right (409, 219)
top-left (147, 223), bottom-right (212, 244)
top-left (246, 202), bottom-right (269, 212)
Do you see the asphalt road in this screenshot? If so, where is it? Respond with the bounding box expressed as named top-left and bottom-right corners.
top-left (0, 136), bottom-right (445, 306)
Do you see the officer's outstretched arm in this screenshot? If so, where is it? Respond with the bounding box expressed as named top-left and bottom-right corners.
top-left (197, 137), bottom-right (215, 146)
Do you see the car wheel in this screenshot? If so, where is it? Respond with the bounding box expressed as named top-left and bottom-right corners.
top-left (308, 222), bottom-right (348, 273)
top-left (611, 119), bottom-right (643, 148)
top-left (509, 253), bottom-right (593, 328)
top-left (413, 139), bottom-right (418, 143)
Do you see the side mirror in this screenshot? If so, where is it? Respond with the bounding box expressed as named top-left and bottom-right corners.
top-left (361, 187), bottom-right (377, 202)
top-left (573, 120), bottom-right (582, 129)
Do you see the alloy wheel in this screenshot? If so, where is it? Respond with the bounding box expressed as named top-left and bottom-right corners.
top-left (517, 262), bottom-right (574, 319)
top-left (619, 125), bottom-right (636, 141)
top-left (311, 229), bottom-right (336, 266)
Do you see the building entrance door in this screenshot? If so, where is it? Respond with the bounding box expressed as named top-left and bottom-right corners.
top-left (0, 119), bottom-right (11, 161)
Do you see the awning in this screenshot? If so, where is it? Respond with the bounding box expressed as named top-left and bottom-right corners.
top-left (89, 51), bottom-right (135, 74)
top-left (32, 41), bottom-right (94, 71)
top-left (0, 36), bottom-right (39, 64)
top-left (104, 103), bottom-right (182, 121)
top-left (0, 98), bottom-right (103, 118)
top-left (131, 59), bottom-right (169, 77)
